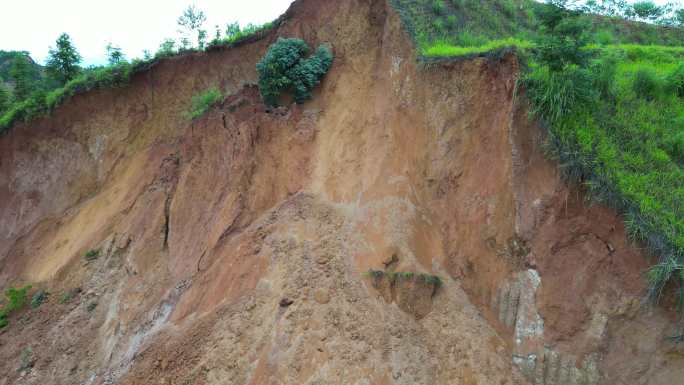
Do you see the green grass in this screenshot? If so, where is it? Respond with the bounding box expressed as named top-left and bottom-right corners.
top-left (391, 0), bottom-right (684, 60)
top-left (0, 285), bottom-right (31, 329)
top-left (422, 38), bottom-right (532, 57)
top-left (207, 21), bottom-right (276, 50)
top-left (365, 270), bottom-right (442, 287)
top-left (0, 18), bottom-right (283, 134)
top-left (83, 248), bottom-right (100, 261)
top-left (525, 45), bottom-right (684, 311)
top-left (389, 1), bottom-right (684, 312)
top-left (391, 0), bottom-right (538, 49)
top-left (30, 290), bottom-right (48, 309)
top-left (0, 61), bottom-right (148, 133)
top-left (185, 87), bottom-right (223, 120)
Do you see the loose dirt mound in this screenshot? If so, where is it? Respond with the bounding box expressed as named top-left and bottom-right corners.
top-left (0, 0), bottom-right (683, 384)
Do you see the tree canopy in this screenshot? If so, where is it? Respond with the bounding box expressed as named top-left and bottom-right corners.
top-left (46, 33), bottom-right (82, 85)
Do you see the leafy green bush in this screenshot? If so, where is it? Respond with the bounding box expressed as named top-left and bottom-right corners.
top-left (421, 274), bottom-right (443, 287)
top-left (664, 131), bottom-right (684, 162)
top-left (185, 87), bottom-right (223, 119)
top-left (590, 53), bottom-right (619, 100)
top-left (593, 29), bottom-right (616, 45)
top-left (446, 15), bottom-right (458, 29)
top-left (432, 0), bottom-right (446, 15)
top-left (30, 290), bottom-right (48, 309)
top-left (0, 285), bottom-right (31, 329)
top-left (666, 62), bottom-right (684, 97)
top-left (524, 65), bottom-right (596, 124)
top-left (632, 67), bottom-right (663, 100)
top-left (534, 6), bottom-right (590, 72)
top-left (156, 39), bottom-right (177, 58)
top-left (256, 38), bottom-right (333, 106)
top-left (0, 62), bottom-right (137, 133)
top-left (432, 18), bottom-right (446, 33)
top-left (84, 248), bottom-right (100, 261)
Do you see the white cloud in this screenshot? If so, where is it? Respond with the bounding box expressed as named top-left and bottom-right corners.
top-left (1, 0), bottom-right (294, 65)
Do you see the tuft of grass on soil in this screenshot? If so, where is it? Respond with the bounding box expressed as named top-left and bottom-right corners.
top-left (365, 269), bottom-right (442, 287)
top-left (30, 290), bottom-right (48, 309)
top-left (84, 248), bottom-right (100, 261)
top-left (185, 87), bottom-right (223, 120)
top-left (0, 285), bottom-right (31, 329)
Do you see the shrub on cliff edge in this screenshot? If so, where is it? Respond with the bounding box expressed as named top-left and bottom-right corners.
top-left (256, 38), bottom-right (333, 106)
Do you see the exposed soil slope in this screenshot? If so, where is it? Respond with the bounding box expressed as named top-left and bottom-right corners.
top-left (0, 1), bottom-right (682, 384)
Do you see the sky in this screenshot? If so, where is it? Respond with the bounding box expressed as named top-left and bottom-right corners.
top-left (0, 0), bottom-right (294, 66)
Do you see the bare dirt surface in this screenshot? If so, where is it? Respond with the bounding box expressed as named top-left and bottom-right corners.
top-left (1, 0), bottom-right (683, 384)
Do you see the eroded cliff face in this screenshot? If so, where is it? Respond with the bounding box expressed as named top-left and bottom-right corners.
top-left (1, 1), bottom-right (683, 384)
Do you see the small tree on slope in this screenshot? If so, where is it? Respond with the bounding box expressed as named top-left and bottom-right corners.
top-left (256, 38), bottom-right (333, 107)
top-left (177, 5), bottom-right (207, 50)
top-left (46, 33), bottom-right (82, 85)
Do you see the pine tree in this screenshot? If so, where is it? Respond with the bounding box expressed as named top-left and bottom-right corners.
top-left (46, 33), bottom-right (82, 84)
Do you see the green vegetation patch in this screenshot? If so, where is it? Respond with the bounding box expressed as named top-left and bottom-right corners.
top-left (519, 5), bottom-right (684, 312)
top-left (256, 38), bottom-right (333, 106)
top-left (390, 0), bottom-right (538, 50)
top-left (185, 87), bottom-right (223, 120)
top-left (84, 248), bottom-right (101, 261)
top-left (0, 9), bottom-right (287, 134)
top-left (526, 47), bottom-right (684, 309)
top-left (393, 0), bottom-right (684, 62)
top-left (365, 269), bottom-right (443, 287)
top-left (207, 21), bottom-right (277, 50)
top-left (0, 61), bottom-right (145, 133)
top-left (422, 38), bottom-right (532, 57)
top-left (390, 0), bottom-right (684, 313)
top-left (30, 289), bottom-right (48, 309)
top-left (0, 285), bottom-right (31, 329)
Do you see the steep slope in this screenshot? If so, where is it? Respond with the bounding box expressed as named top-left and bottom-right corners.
top-left (0, 1), bottom-right (682, 385)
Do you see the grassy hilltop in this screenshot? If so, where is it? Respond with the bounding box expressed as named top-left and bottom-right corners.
top-left (392, 0), bottom-right (684, 311)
